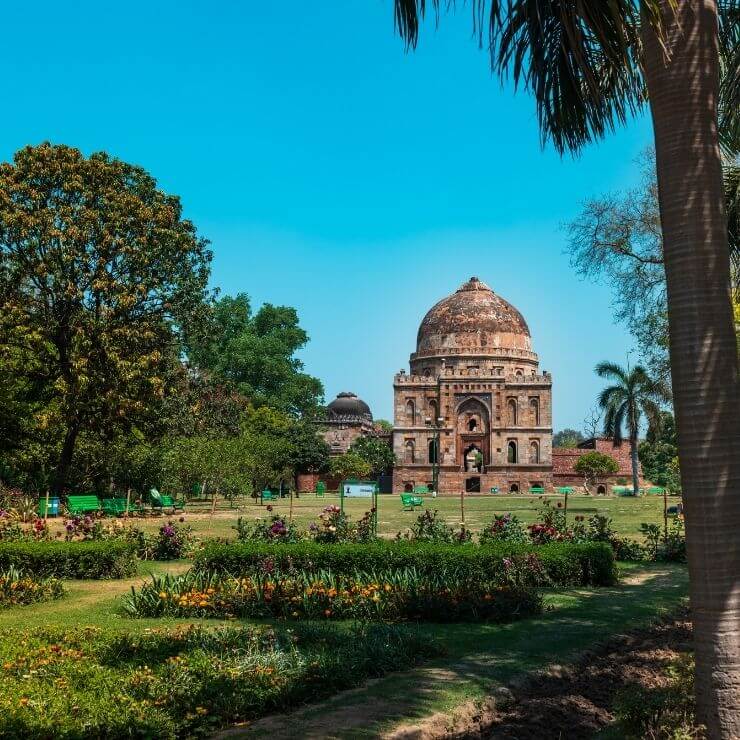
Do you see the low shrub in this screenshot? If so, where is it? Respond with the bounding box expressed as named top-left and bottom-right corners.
top-left (640, 519), bottom-right (687, 563)
top-left (396, 509), bottom-right (473, 544)
top-left (479, 513), bottom-right (529, 544)
top-left (610, 654), bottom-right (701, 738)
top-left (194, 540), bottom-right (617, 587)
top-left (0, 540), bottom-right (137, 579)
top-left (0, 567), bottom-right (64, 608)
top-left (0, 621), bottom-right (440, 738)
top-left (124, 566), bottom-right (541, 623)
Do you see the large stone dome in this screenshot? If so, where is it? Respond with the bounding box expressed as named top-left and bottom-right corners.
top-left (326, 392), bottom-right (372, 422)
top-left (416, 277), bottom-right (531, 356)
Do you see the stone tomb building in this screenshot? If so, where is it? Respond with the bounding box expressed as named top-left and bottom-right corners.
top-left (322, 391), bottom-right (375, 456)
top-left (392, 277), bottom-right (553, 493)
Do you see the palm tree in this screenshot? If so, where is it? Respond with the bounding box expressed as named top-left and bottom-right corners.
top-left (595, 361), bottom-right (668, 494)
top-left (391, 1), bottom-right (740, 735)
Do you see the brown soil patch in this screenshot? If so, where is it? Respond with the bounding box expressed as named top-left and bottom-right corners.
top-left (464, 611), bottom-right (693, 740)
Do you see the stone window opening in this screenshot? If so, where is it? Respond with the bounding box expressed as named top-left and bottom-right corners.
top-left (406, 399), bottom-right (416, 425)
top-left (468, 416), bottom-right (478, 431)
top-left (509, 482), bottom-right (520, 493)
top-left (507, 441), bottom-right (518, 464)
top-left (597, 485), bottom-right (607, 495)
top-left (428, 399), bottom-right (438, 419)
top-left (530, 440), bottom-right (539, 464)
top-left (404, 440), bottom-right (415, 463)
top-left (428, 438), bottom-right (438, 464)
top-left (530, 398), bottom-right (540, 425)
top-left (507, 399), bottom-right (518, 426)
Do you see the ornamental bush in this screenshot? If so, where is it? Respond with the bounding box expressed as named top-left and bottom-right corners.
top-left (0, 540), bottom-right (137, 579)
top-left (194, 540), bottom-right (617, 587)
top-left (125, 566), bottom-right (541, 623)
top-left (0, 567), bottom-right (64, 608)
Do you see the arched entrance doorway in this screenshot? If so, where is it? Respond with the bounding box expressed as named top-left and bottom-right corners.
top-left (463, 444), bottom-right (483, 472)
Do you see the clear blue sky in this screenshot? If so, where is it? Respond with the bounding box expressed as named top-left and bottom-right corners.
top-left (0, 1), bottom-right (652, 430)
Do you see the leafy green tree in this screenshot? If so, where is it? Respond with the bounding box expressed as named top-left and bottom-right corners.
top-left (553, 428), bottom-right (584, 449)
top-left (596, 362), bottom-right (669, 495)
top-left (188, 294), bottom-right (323, 417)
top-left (391, 3), bottom-right (740, 730)
top-left (373, 419), bottom-right (393, 432)
top-left (329, 452), bottom-right (371, 482)
top-left (0, 143), bottom-right (212, 493)
top-left (573, 451), bottom-right (619, 493)
top-left (639, 411), bottom-right (679, 486)
top-left (349, 436), bottom-right (395, 477)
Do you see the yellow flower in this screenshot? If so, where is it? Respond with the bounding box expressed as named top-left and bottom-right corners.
top-left (159, 592), bottom-right (168, 599)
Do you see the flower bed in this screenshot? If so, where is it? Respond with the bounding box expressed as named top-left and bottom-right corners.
top-left (124, 566), bottom-right (542, 622)
top-left (0, 540), bottom-right (138, 579)
top-left (194, 540), bottom-right (617, 588)
top-left (0, 567), bottom-right (64, 608)
top-left (0, 622), bottom-right (440, 738)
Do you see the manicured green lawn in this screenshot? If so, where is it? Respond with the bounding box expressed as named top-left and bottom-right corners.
top-left (44, 492), bottom-right (675, 542)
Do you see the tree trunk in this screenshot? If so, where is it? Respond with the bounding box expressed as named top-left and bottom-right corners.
top-left (642, 2), bottom-right (740, 736)
top-left (51, 422), bottom-right (80, 495)
top-left (630, 433), bottom-right (640, 495)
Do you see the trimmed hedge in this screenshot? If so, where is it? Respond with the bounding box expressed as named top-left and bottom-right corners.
top-left (0, 541), bottom-right (138, 579)
top-left (194, 540), bottom-right (617, 587)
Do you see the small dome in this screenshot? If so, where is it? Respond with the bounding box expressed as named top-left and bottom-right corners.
top-left (326, 392), bottom-right (372, 422)
top-left (416, 277), bottom-right (531, 355)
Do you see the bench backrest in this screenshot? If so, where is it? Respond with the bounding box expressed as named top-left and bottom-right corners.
top-left (67, 495), bottom-right (101, 510)
top-left (529, 487), bottom-right (545, 494)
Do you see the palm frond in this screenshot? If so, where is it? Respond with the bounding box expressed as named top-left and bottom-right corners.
top-left (604, 401), bottom-right (627, 444)
top-left (725, 162), bottom-right (740, 296)
top-left (595, 360), bottom-right (629, 383)
top-left (719, 0), bottom-right (740, 157)
top-left (598, 384), bottom-right (627, 410)
top-left (640, 397), bottom-right (663, 434)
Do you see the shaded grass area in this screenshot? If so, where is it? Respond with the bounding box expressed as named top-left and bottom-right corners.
top-left (241, 564), bottom-right (689, 739)
top-left (42, 492), bottom-right (673, 542)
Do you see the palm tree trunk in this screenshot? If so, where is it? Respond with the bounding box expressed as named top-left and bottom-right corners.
top-left (630, 432), bottom-right (640, 496)
top-left (643, 2), bottom-right (740, 736)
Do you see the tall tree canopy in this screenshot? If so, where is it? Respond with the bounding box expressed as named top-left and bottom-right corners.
top-left (0, 143), bottom-right (212, 493)
top-left (188, 293), bottom-right (323, 417)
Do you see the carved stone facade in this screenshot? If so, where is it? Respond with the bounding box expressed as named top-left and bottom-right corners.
top-left (392, 277), bottom-right (553, 494)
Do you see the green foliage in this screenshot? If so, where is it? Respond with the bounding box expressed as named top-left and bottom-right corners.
top-left (125, 566), bottom-right (542, 623)
top-left (187, 293), bottom-right (324, 417)
top-left (552, 428), bottom-right (584, 448)
top-left (0, 540), bottom-right (137, 579)
top-left (0, 566), bottom-right (64, 609)
top-left (234, 514), bottom-right (305, 544)
top-left (0, 622), bottom-right (439, 738)
top-left (0, 143), bottom-right (212, 493)
top-left (640, 518), bottom-right (687, 563)
top-left (574, 451), bottom-right (619, 487)
top-left (639, 411), bottom-right (679, 487)
top-left (329, 451), bottom-right (372, 481)
top-left (611, 654), bottom-right (700, 739)
top-left (194, 540), bottom-right (617, 587)
top-left (349, 436), bottom-right (395, 477)
top-left (479, 514), bottom-right (529, 544)
top-left (396, 509), bottom-right (473, 544)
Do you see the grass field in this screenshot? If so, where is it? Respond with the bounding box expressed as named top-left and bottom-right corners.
top-left (44, 491), bottom-right (676, 542)
top-left (0, 560), bottom-right (689, 738)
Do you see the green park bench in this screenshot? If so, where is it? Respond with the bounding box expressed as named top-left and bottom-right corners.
top-left (261, 490), bottom-right (279, 502)
top-left (613, 486), bottom-right (635, 496)
top-left (647, 486), bottom-right (665, 495)
top-left (36, 497), bottom-right (60, 517)
top-left (412, 485), bottom-right (430, 495)
top-left (556, 486), bottom-right (574, 495)
top-left (489, 486), bottom-right (499, 494)
top-left (160, 495), bottom-right (184, 512)
top-left (315, 481), bottom-right (326, 497)
top-left (102, 498), bottom-right (130, 516)
top-left (400, 493), bottom-right (424, 511)
top-left (66, 495), bottom-right (102, 515)
top-left (529, 486), bottom-right (546, 495)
